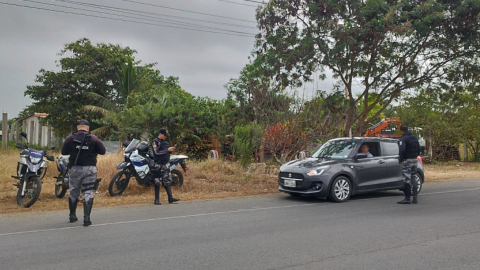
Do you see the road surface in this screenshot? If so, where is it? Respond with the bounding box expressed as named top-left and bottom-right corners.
top-left (1, 178), bottom-right (479, 270)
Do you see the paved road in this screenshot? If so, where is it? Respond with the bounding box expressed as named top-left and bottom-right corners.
top-left (1, 178), bottom-right (480, 270)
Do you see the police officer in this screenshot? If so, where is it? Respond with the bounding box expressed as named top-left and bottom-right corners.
top-left (397, 125), bottom-right (420, 204)
top-left (61, 119), bottom-right (106, 226)
top-left (151, 128), bottom-right (180, 205)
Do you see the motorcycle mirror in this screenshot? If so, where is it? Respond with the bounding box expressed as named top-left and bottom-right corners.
top-left (20, 131), bottom-right (27, 139)
top-left (50, 146), bottom-right (56, 150)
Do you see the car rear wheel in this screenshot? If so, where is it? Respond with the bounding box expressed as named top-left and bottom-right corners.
top-left (412, 172), bottom-right (423, 194)
top-left (329, 176), bottom-right (351, 202)
top-left (399, 172), bottom-right (423, 194)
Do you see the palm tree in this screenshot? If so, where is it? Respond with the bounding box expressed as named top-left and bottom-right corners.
top-left (84, 59), bottom-right (155, 139)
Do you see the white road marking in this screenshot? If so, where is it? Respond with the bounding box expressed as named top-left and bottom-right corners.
top-left (0, 203), bottom-right (318, 237)
top-left (1, 187), bottom-right (479, 237)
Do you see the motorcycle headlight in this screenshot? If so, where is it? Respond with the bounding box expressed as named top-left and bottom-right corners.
top-left (307, 166), bottom-right (330, 176)
top-left (30, 157), bottom-right (42, 164)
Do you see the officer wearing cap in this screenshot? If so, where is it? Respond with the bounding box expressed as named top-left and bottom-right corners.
top-left (151, 128), bottom-right (180, 205)
top-left (61, 119), bottom-right (106, 226)
top-left (397, 125), bottom-right (421, 204)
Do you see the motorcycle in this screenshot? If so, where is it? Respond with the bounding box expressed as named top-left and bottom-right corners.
top-left (108, 139), bottom-right (188, 197)
top-left (11, 131), bottom-right (55, 207)
top-left (53, 155), bottom-right (69, 198)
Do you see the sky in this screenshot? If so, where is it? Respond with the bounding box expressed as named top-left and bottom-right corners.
top-left (0, 0), bottom-right (335, 119)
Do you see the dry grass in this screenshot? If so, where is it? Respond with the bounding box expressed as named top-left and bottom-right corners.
top-left (423, 162), bottom-right (480, 181)
top-left (1, 149), bottom-right (479, 215)
top-left (0, 151), bottom-right (278, 215)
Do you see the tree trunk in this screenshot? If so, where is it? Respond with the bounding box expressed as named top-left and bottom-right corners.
top-left (343, 105), bottom-right (355, 137)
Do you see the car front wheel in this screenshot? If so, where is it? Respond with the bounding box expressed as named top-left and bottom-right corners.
top-left (329, 176), bottom-right (351, 202)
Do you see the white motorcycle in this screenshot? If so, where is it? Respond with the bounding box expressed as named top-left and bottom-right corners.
top-left (12, 131), bottom-right (55, 207)
top-left (108, 139), bottom-right (188, 197)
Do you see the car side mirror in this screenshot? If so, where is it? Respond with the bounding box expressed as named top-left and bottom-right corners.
top-left (355, 153), bottom-right (368, 159)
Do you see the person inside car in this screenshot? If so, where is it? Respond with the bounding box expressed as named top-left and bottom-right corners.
top-left (360, 144), bottom-right (373, 158)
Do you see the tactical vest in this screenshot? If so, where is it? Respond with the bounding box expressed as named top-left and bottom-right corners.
top-left (152, 138), bottom-right (170, 164)
top-left (402, 132), bottom-right (420, 159)
top-left (68, 132), bottom-right (98, 166)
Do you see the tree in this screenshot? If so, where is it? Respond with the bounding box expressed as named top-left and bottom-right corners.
top-left (24, 38), bottom-right (137, 137)
top-left (226, 55), bottom-right (346, 163)
top-left (119, 84), bottom-right (230, 158)
top-left (398, 84), bottom-right (480, 161)
top-left (255, 0), bottom-right (480, 136)
top-left (84, 59), bottom-right (173, 139)
top-left (225, 57), bottom-right (291, 126)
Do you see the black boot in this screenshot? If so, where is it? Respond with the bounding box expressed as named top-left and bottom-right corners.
top-left (412, 181), bottom-right (418, 204)
top-left (83, 198), bottom-right (94, 226)
top-left (164, 185), bottom-right (180, 204)
top-left (398, 183), bottom-right (411, 204)
top-left (154, 185), bottom-right (161, 205)
top-left (69, 197), bottom-right (78, 223)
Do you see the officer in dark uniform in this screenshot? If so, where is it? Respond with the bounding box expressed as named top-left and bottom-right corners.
top-left (151, 128), bottom-right (180, 205)
top-left (397, 125), bottom-right (421, 204)
top-left (61, 119), bottom-right (106, 226)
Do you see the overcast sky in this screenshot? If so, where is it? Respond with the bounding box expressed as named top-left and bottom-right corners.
top-left (0, 0), bottom-right (335, 119)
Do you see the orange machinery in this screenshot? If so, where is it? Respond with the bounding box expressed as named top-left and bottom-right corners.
top-left (364, 117), bottom-right (402, 138)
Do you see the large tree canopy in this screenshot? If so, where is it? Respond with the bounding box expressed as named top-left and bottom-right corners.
top-left (255, 0), bottom-right (480, 136)
top-left (24, 38), bottom-right (138, 136)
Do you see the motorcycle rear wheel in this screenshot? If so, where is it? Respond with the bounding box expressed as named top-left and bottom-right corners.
top-left (171, 169), bottom-right (184, 187)
top-left (17, 176), bottom-right (42, 208)
top-left (109, 171), bottom-right (130, 197)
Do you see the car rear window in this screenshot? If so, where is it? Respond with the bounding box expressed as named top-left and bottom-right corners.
top-left (382, 142), bottom-right (399, 156)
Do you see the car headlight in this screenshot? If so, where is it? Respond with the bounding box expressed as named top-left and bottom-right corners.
top-left (307, 166), bottom-right (330, 176)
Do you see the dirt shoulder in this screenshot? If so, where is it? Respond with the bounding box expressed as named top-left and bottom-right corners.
top-left (423, 162), bottom-right (480, 181)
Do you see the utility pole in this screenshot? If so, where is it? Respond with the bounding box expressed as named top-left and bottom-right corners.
top-left (2, 112), bottom-right (8, 149)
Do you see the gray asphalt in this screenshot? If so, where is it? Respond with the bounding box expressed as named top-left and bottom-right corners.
top-left (1, 178), bottom-right (480, 270)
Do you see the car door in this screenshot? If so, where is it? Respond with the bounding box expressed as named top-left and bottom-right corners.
top-left (381, 141), bottom-right (404, 188)
top-left (354, 142), bottom-right (386, 191)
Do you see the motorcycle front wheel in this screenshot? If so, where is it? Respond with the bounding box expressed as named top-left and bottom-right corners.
top-left (55, 182), bottom-right (68, 198)
top-left (170, 169), bottom-right (184, 187)
top-left (108, 171), bottom-right (130, 197)
top-left (17, 176), bottom-right (42, 208)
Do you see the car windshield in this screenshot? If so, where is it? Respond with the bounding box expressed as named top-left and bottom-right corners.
top-left (311, 140), bottom-right (356, 159)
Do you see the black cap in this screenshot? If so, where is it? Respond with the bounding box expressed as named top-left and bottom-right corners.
top-left (77, 119), bottom-right (90, 126)
top-left (159, 128), bottom-right (170, 137)
top-left (400, 125), bottom-right (408, 132)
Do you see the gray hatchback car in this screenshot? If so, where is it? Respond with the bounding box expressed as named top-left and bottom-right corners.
top-left (278, 137), bottom-right (424, 202)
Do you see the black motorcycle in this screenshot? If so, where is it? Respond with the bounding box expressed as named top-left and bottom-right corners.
top-left (11, 131), bottom-right (55, 207)
top-left (108, 139), bottom-right (188, 197)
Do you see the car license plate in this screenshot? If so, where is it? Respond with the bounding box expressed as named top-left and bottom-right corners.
top-left (284, 179), bottom-right (296, 187)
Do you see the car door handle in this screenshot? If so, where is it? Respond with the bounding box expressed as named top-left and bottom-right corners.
top-left (378, 160), bottom-right (385, 164)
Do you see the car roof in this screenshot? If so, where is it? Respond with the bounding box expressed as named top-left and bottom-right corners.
top-left (329, 137), bottom-right (399, 143)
